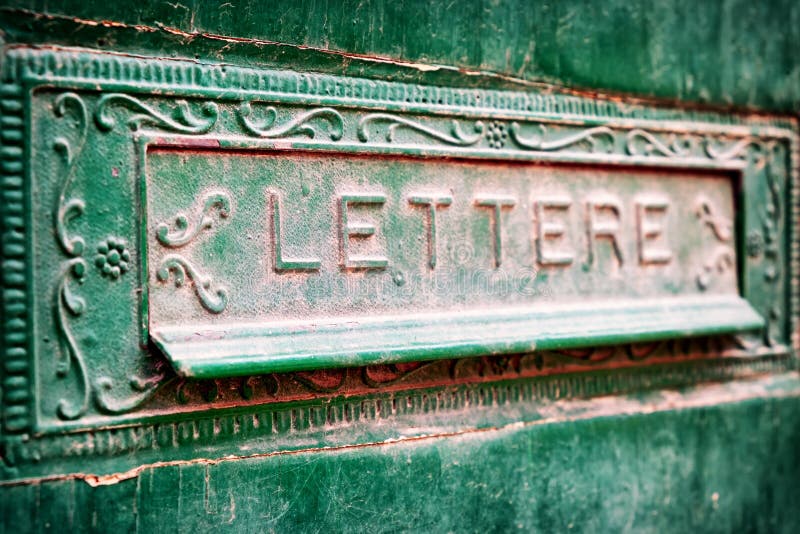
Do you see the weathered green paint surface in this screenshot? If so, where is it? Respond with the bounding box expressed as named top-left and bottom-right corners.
top-left (1, 1), bottom-right (799, 112)
top-left (3, 377), bottom-right (800, 532)
top-left (1, 1), bottom-right (799, 532)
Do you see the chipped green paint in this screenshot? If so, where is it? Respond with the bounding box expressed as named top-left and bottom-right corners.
top-left (3, 375), bottom-right (800, 532)
top-left (1, 1), bottom-right (799, 112)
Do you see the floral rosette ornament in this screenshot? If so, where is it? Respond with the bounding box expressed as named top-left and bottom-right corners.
top-left (95, 237), bottom-right (131, 279)
top-left (486, 121), bottom-right (508, 149)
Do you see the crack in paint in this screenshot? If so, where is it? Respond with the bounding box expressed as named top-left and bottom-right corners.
top-left (5, 7), bottom-right (798, 119)
top-left (2, 8), bottom-right (526, 80)
top-left (2, 373), bottom-right (798, 488)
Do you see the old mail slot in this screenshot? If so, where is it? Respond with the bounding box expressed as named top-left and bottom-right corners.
top-left (3, 6), bottom-right (799, 530)
top-left (147, 147), bottom-right (761, 377)
top-left (1, 46), bottom-right (793, 434)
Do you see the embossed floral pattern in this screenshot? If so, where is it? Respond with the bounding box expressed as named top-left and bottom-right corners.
top-left (486, 121), bottom-right (508, 149)
top-left (20, 52), bottom-right (792, 432)
top-left (95, 238), bottom-right (130, 279)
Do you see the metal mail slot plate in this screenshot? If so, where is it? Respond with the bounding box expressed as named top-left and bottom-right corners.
top-left (2, 48), bottom-right (796, 432)
top-left (147, 148), bottom-right (759, 376)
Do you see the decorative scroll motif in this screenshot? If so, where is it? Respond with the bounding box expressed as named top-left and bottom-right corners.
top-left (694, 198), bottom-right (736, 291)
top-left (95, 94), bottom-right (219, 134)
top-left (696, 247), bottom-right (735, 291)
top-left (237, 102), bottom-right (344, 140)
top-left (94, 370), bottom-right (168, 414)
top-left (510, 123), bottom-right (615, 152)
top-left (176, 377), bottom-right (219, 404)
top-left (174, 375), bottom-right (280, 405)
top-left (291, 370), bottom-right (348, 393)
top-left (156, 191), bottom-right (232, 248)
top-left (51, 93), bottom-right (91, 420)
top-left (696, 198), bottom-right (733, 241)
top-left (156, 255), bottom-right (228, 313)
top-left (357, 114), bottom-right (485, 145)
top-left (761, 142), bottom-right (784, 345)
top-left (155, 336), bottom-right (747, 409)
top-left (704, 137), bottom-right (761, 161)
top-left (154, 190), bottom-right (232, 313)
top-left (52, 94), bottom-right (88, 257)
top-left (53, 259), bottom-right (89, 420)
top-left (626, 129), bottom-right (695, 157)
top-left (553, 347), bottom-right (617, 364)
top-left (361, 362), bottom-right (435, 387)
top-left (356, 114), bottom-right (620, 153)
top-left (239, 375), bottom-right (279, 400)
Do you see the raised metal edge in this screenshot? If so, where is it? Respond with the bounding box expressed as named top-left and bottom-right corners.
top-left (153, 296), bottom-right (764, 378)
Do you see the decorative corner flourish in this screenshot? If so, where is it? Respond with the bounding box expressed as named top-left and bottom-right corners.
top-left (156, 190), bottom-right (232, 248)
top-left (51, 92), bottom-right (171, 421)
top-left (156, 254), bottom-right (229, 313)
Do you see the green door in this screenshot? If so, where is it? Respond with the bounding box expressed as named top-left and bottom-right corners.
top-left (1, 1), bottom-right (799, 531)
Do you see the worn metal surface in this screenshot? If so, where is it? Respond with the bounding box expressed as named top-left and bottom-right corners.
top-left (2, 47), bottom-right (793, 438)
top-left (147, 150), bottom-right (759, 376)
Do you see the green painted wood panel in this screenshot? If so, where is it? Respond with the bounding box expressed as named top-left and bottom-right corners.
top-left (0, 0), bottom-right (799, 112)
top-left (0, 1), bottom-right (798, 532)
top-left (3, 376), bottom-right (800, 532)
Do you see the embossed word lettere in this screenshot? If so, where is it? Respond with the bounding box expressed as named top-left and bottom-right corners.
top-left (147, 149), bottom-right (762, 377)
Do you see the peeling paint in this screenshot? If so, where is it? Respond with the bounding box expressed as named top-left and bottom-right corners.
top-left (1, 373), bottom-right (797, 488)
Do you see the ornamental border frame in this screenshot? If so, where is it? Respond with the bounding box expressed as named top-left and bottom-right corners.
top-left (0, 45), bottom-right (797, 444)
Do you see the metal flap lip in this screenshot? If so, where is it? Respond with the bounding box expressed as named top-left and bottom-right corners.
top-left (151, 295), bottom-right (764, 378)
